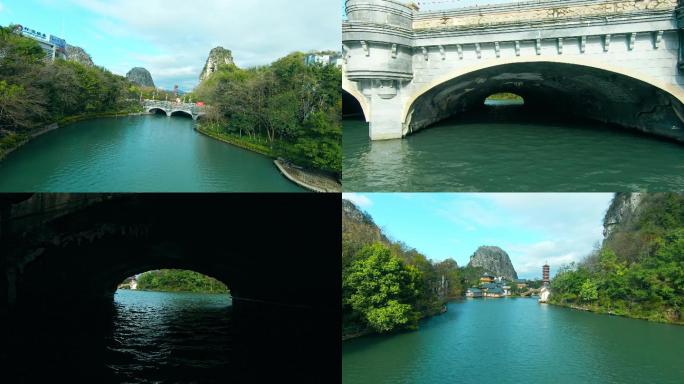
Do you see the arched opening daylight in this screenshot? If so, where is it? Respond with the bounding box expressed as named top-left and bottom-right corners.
top-left (0, 194), bottom-right (339, 382)
top-left (111, 270), bottom-right (231, 382)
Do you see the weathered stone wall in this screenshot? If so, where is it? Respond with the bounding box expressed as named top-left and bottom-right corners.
top-left (414, 0), bottom-right (677, 30)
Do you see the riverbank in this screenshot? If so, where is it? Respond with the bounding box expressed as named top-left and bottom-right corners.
top-left (195, 124), bottom-right (341, 192)
top-left (343, 298), bottom-right (457, 341)
top-left (118, 288), bottom-right (229, 295)
top-left (549, 300), bottom-right (684, 325)
top-left (0, 108), bottom-right (143, 161)
top-left (274, 160), bottom-right (341, 193)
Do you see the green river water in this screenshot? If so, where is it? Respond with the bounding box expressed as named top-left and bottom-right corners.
top-left (0, 115), bottom-right (303, 192)
top-left (343, 110), bottom-right (684, 192)
top-left (343, 298), bottom-right (684, 384)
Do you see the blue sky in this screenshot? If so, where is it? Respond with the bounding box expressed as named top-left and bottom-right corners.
top-left (1, 0), bottom-right (339, 91)
top-left (342, 193), bottom-right (615, 279)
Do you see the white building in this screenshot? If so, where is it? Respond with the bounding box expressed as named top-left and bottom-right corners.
top-left (13, 24), bottom-right (67, 62)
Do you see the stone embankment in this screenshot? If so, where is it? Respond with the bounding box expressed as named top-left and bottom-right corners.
top-left (274, 159), bottom-right (341, 193)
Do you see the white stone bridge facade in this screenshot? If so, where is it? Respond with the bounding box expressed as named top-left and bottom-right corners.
top-left (343, 0), bottom-right (684, 142)
top-left (144, 100), bottom-right (206, 121)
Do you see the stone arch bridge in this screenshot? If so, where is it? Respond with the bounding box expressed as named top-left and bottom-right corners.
top-left (144, 100), bottom-right (207, 120)
top-left (343, 0), bottom-right (684, 142)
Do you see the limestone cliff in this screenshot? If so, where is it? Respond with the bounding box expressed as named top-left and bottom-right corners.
top-left (65, 45), bottom-right (94, 67)
top-left (126, 67), bottom-right (155, 88)
top-left (467, 246), bottom-right (518, 280)
top-left (603, 193), bottom-right (643, 239)
top-left (342, 199), bottom-right (388, 250)
top-left (200, 47), bottom-right (234, 81)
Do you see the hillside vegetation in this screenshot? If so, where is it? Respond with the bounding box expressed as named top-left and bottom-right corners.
top-left (0, 26), bottom-right (157, 157)
top-left (550, 193), bottom-right (684, 324)
top-left (137, 269), bottom-right (229, 294)
top-left (191, 52), bottom-right (341, 175)
top-left (342, 200), bottom-right (464, 337)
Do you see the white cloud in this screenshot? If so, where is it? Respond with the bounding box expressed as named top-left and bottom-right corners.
top-left (0, 3), bottom-right (4, 13)
top-left (69, 0), bottom-right (340, 90)
top-left (342, 193), bottom-right (373, 209)
top-left (505, 240), bottom-right (591, 276)
top-left (432, 193), bottom-right (613, 278)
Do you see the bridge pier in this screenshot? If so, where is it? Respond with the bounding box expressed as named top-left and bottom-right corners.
top-left (363, 80), bottom-right (407, 140)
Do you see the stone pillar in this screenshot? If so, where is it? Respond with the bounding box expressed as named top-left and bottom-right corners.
top-left (343, 0), bottom-right (415, 140)
top-left (366, 79), bottom-right (406, 140)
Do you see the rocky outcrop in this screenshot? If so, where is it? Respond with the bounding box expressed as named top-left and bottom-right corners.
top-left (603, 193), bottom-right (643, 238)
top-left (467, 246), bottom-right (518, 280)
top-left (65, 45), bottom-right (94, 67)
top-left (342, 200), bottom-right (389, 254)
top-left (200, 47), bottom-right (234, 81)
top-left (126, 67), bottom-right (155, 88)
top-left (342, 199), bottom-right (373, 225)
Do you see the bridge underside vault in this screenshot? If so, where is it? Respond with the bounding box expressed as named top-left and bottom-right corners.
top-left (0, 194), bottom-right (339, 380)
top-left (148, 107), bottom-right (167, 116)
top-left (406, 62), bottom-right (684, 141)
top-left (0, 194), bottom-right (337, 311)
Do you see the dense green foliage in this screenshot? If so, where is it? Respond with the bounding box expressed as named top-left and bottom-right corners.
top-left (192, 52), bottom-right (341, 175)
top-left (485, 92), bottom-right (524, 101)
top-left (551, 194), bottom-right (684, 323)
top-left (342, 201), bottom-right (464, 336)
top-left (343, 244), bottom-right (422, 332)
top-left (0, 25), bottom-right (143, 156)
top-left (136, 269), bottom-right (229, 294)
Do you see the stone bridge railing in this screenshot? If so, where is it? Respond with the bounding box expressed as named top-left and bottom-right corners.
top-left (412, 0), bottom-right (678, 31)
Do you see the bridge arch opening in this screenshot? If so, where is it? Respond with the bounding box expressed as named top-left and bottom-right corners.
top-left (0, 194), bottom-right (337, 381)
top-left (343, 89), bottom-right (366, 119)
top-left (484, 92), bottom-right (524, 106)
top-left (148, 108), bottom-right (167, 116)
top-left (170, 110), bottom-right (193, 119)
top-left (402, 61), bottom-right (684, 142)
top-left (342, 81), bottom-right (370, 122)
top-left (117, 269), bottom-right (230, 295)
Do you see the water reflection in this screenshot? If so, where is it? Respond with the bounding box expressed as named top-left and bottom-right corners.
top-left (106, 290), bottom-right (233, 383)
top-left (4, 290), bottom-right (332, 383)
top-left (343, 110), bottom-right (684, 192)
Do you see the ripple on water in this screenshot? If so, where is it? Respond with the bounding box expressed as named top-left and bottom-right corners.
top-left (342, 299), bottom-right (684, 384)
top-left (343, 118), bottom-right (684, 192)
top-left (0, 115), bottom-right (303, 192)
top-left (107, 290), bottom-right (233, 382)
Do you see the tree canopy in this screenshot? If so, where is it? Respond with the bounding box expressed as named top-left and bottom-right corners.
top-left (0, 25), bottom-right (143, 156)
top-left (136, 269), bottom-right (229, 294)
top-left (550, 193), bottom-right (684, 323)
top-left (191, 52), bottom-right (341, 174)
